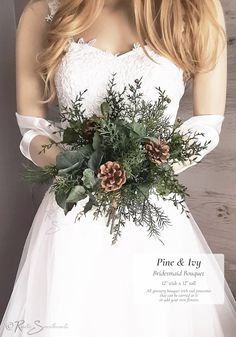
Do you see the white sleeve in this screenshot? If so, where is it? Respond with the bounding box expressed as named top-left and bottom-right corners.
top-left (15, 112), bottom-right (63, 166)
top-left (173, 114), bottom-right (224, 174)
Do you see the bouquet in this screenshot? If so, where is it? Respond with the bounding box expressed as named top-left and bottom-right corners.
top-left (23, 73), bottom-right (210, 244)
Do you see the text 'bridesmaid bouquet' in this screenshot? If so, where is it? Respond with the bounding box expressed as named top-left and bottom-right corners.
top-left (23, 74), bottom-right (209, 244)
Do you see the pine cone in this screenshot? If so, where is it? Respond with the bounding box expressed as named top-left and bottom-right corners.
top-left (83, 117), bottom-right (97, 141)
top-left (145, 137), bottom-right (170, 165)
top-left (97, 161), bottom-right (126, 192)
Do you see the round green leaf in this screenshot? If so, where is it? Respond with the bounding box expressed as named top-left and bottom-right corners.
top-left (82, 168), bottom-right (98, 189)
top-left (66, 185), bottom-right (87, 204)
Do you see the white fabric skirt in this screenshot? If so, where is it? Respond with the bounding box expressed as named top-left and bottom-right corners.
top-left (0, 186), bottom-right (236, 337)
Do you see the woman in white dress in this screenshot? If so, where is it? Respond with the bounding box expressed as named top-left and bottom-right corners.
top-left (0, 0), bottom-right (236, 336)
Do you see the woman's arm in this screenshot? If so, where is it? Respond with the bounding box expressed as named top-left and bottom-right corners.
top-left (173, 0), bottom-right (227, 174)
top-left (192, 0), bottom-right (227, 117)
top-left (16, 0), bottom-right (63, 167)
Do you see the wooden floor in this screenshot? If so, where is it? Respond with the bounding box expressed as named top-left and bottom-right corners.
top-left (178, 0), bottom-right (236, 297)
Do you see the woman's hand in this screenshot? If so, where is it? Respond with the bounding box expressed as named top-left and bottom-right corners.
top-left (171, 160), bottom-right (192, 175)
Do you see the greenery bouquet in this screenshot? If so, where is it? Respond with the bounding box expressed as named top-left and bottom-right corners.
top-left (23, 73), bottom-right (209, 244)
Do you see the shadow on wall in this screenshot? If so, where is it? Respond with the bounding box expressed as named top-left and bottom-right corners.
top-left (0, 0), bottom-right (48, 320)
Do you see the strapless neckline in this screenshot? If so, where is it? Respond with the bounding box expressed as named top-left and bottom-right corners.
top-left (54, 31), bottom-right (186, 124)
top-left (69, 36), bottom-right (150, 59)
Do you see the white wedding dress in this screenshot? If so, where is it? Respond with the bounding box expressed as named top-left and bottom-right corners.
top-left (1, 1), bottom-right (236, 336)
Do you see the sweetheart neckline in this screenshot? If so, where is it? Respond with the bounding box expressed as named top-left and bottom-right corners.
top-left (69, 37), bottom-right (148, 59)
top-left (62, 36), bottom-right (186, 92)
top-left (67, 37), bottom-right (185, 76)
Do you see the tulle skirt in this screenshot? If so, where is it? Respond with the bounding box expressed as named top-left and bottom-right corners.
top-left (0, 186), bottom-right (236, 337)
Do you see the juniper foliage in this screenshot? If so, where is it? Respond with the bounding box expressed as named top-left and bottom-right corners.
top-left (22, 73), bottom-right (208, 244)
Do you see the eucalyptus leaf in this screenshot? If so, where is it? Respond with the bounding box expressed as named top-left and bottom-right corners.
top-left (131, 122), bottom-right (146, 137)
top-left (92, 132), bottom-right (102, 151)
top-left (57, 161), bottom-right (83, 176)
top-left (83, 199), bottom-right (94, 214)
top-left (100, 101), bottom-right (110, 117)
top-left (56, 145), bottom-right (92, 170)
top-left (88, 149), bottom-right (104, 171)
top-left (64, 201), bottom-right (76, 215)
top-left (79, 144), bottom-right (94, 157)
top-left (88, 192), bottom-right (99, 206)
top-left (56, 151), bottom-right (78, 169)
top-left (55, 189), bottom-right (68, 209)
top-left (82, 168), bottom-right (98, 189)
top-left (66, 185), bottom-right (87, 204)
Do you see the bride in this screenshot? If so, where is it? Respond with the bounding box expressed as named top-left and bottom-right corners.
top-left (1, 0), bottom-right (236, 336)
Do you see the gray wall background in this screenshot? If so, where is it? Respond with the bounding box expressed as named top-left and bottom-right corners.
top-left (0, 0), bottom-right (48, 320)
top-left (0, 0), bottom-right (35, 321)
top-left (0, 0), bottom-right (235, 320)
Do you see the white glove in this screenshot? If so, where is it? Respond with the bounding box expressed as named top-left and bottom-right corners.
top-left (172, 114), bottom-right (224, 174)
top-left (15, 112), bottom-right (63, 166)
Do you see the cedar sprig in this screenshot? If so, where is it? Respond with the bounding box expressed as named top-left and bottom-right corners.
top-left (21, 73), bottom-right (210, 245)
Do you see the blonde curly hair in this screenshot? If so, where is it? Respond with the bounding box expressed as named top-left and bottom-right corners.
top-left (29, 0), bottom-right (226, 104)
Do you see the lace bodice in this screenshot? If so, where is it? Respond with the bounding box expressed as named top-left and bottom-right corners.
top-left (46, 0), bottom-right (185, 126)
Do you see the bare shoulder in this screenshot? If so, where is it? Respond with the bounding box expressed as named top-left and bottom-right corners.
top-left (213, 0), bottom-right (226, 28)
top-left (20, 0), bottom-right (49, 16)
top-left (17, 0), bottom-right (49, 31)
top-left (16, 0), bottom-right (51, 53)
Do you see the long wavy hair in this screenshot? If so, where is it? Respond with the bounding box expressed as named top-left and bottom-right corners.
top-left (29, 0), bottom-right (226, 104)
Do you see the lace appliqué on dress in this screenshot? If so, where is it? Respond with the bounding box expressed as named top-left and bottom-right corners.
top-left (71, 37), bottom-right (144, 58)
top-left (45, 0), bottom-right (61, 22)
top-left (54, 32), bottom-right (185, 125)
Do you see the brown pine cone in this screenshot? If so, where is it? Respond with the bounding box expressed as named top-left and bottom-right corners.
top-left (145, 137), bottom-right (170, 165)
top-left (83, 117), bottom-right (97, 141)
top-left (97, 161), bottom-right (126, 192)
